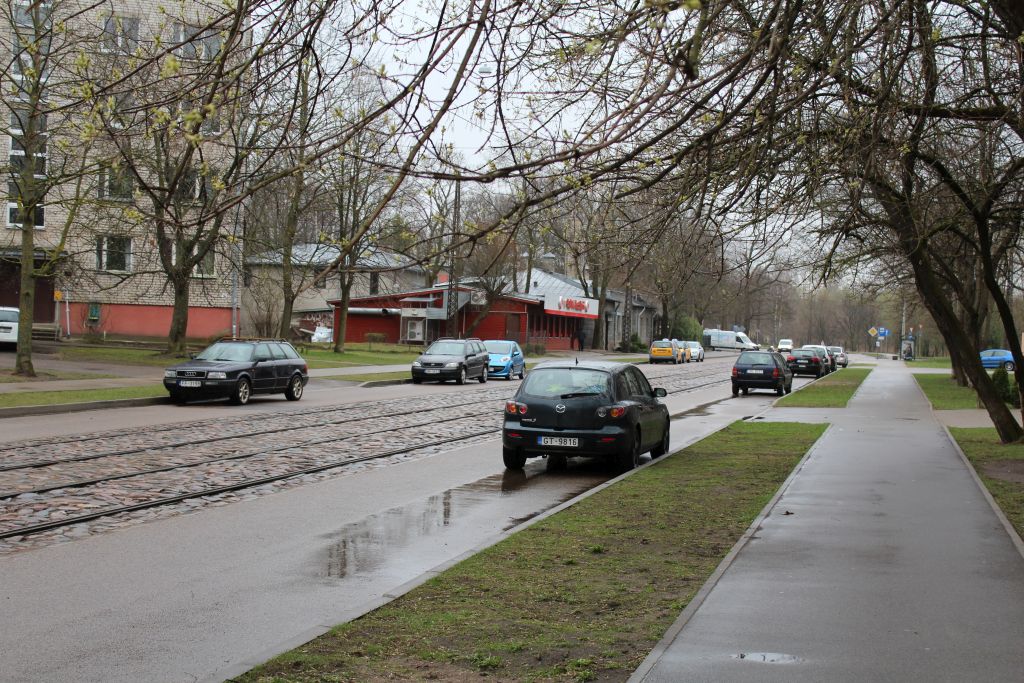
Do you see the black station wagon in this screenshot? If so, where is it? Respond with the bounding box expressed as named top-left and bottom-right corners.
top-left (502, 361), bottom-right (670, 472)
top-left (163, 338), bottom-right (309, 405)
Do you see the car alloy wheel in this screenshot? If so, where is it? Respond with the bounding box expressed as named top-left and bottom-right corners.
top-left (230, 377), bottom-right (251, 405)
top-left (618, 430), bottom-right (641, 472)
top-left (479, 367), bottom-right (487, 383)
top-left (1005, 361), bottom-right (1016, 371)
top-left (455, 367), bottom-right (466, 385)
top-left (285, 375), bottom-right (304, 401)
top-left (650, 420), bottom-right (670, 458)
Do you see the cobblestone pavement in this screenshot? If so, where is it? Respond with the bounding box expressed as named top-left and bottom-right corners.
top-left (0, 359), bottom-right (731, 554)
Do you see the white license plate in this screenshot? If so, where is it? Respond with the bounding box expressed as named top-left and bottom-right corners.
top-left (178, 380), bottom-right (202, 387)
top-left (425, 369), bottom-right (440, 374)
top-left (0, 326), bottom-right (10, 332)
top-left (746, 369), bottom-right (763, 374)
top-left (797, 360), bottom-right (807, 364)
top-left (539, 436), bottom-right (578, 447)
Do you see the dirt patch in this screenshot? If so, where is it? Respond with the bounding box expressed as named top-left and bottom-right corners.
top-left (979, 459), bottom-right (1024, 484)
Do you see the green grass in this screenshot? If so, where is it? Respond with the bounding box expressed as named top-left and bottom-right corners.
top-left (58, 346), bottom-right (184, 367)
top-left (234, 421), bottom-right (827, 683)
top-left (948, 427), bottom-right (1024, 539)
top-left (776, 368), bottom-right (872, 407)
top-left (906, 357), bottom-right (952, 368)
top-left (0, 369), bottom-right (116, 383)
top-left (912, 374), bottom-right (982, 410)
top-left (300, 346), bottom-right (421, 369)
top-left (0, 384), bottom-right (167, 408)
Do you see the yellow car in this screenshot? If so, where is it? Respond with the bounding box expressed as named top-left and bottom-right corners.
top-left (649, 339), bottom-right (682, 364)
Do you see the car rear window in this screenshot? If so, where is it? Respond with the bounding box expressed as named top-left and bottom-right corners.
top-left (791, 349), bottom-right (816, 358)
top-left (651, 341), bottom-right (673, 348)
top-left (737, 351), bottom-right (773, 364)
top-left (522, 368), bottom-right (610, 398)
top-left (0, 310), bottom-right (17, 323)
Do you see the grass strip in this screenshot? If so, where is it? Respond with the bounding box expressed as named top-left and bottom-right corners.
top-left (948, 427), bottom-right (1024, 539)
top-left (776, 368), bottom-right (872, 408)
top-left (906, 357), bottom-right (952, 369)
top-left (0, 370), bottom-right (115, 383)
top-left (912, 373), bottom-right (981, 410)
top-left (0, 384), bottom-right (167, 408)
top-left (234, 421), bottom-right (827, 683)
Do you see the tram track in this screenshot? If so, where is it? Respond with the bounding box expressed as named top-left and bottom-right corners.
top-left (0, 360), bottom-right (732, 545)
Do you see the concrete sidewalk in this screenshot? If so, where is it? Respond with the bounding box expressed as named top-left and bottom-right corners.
top-left (631, 361), bottom-right (1024, 682)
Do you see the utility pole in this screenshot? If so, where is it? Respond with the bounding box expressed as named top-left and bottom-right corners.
top-left (446, 176), bottom-right (461, 337)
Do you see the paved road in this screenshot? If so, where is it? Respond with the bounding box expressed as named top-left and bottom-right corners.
top-left (632, 360), bottom-right (1024, 682)
top-left (0, 359), bottom-right (770, 683)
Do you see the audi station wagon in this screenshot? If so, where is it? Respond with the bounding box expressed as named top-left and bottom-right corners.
top-left (163, 338), bottom-right (309, 405)
top-left (502, 361), bottom-right (670, 472)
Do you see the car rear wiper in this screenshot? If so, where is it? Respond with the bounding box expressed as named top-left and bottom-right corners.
top-left (560, 391), bottom-right (603, 399)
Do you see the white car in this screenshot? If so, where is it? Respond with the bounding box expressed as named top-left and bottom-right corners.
top-left (777, 338), bottom-right (794, 352)
top-left (683, 340), bottom-right (705, 361)
top-left (0, 307), bottom-right (19, 348)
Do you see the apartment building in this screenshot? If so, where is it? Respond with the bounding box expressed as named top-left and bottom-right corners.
top-left (2, 0), bottom-right (243, 339)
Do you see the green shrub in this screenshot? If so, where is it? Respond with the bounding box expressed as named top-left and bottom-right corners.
top-left (364, 332), bottom-right (386, 350)
top-left (992, 367), bottom-right (1013, 404)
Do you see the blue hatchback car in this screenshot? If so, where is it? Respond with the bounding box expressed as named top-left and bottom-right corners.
top-left (484, 340), bottom-right (526, 380)
top-left (980, 349), bottom-right (1016, 371)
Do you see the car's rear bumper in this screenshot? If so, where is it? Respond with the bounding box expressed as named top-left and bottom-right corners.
top-left (502, 423), bottom-right (629, 458)
top-left (732, 377), bottom-right (782, 390)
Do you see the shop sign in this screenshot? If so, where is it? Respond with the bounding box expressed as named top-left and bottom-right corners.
top-left (545, 295), bottom-right (598, 318)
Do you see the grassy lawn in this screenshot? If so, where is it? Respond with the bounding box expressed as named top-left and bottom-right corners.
top-left (948, 427), bottom-right (1024, 539)
top-left (58, 346), bottom-right (184, 367)
top-left (912, 373), bottom-right (982, 410)
top-left (776, 368), bottom-right (872, 408)
top-left (906, 357), bottom-right (952, 369)
top-left (234, 421), bottom-right (827, 683)
top-left (0, 369), bottom-right (115, 383)
top-left (0, 385), bottom-right (167, 408)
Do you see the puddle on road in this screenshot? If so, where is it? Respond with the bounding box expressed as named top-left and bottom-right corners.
top-left (733, 652), bottom-right (801, 664)
top-left (323, 468), bottom-right (604, 579)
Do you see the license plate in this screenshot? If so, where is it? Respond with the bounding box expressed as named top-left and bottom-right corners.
top-left (539, 436), bottom-right (578, 447)
top-left (797, 360), bottom-right (807, 364)
top-left (0, 326), bottom-right (10, 332)
top-left (425, 369), bottom-right (440, 374)
top-left (746, 369), bottom-right (763, 374)
top-left (178, 380), bottom-right (201, 387)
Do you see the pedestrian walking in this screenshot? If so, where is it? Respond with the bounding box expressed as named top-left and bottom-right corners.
top-left (576, 328), bottom-right (586, 351)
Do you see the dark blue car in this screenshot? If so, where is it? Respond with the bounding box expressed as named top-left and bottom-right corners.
top-left (980, 349), bottom-right (1016, 371)
top-left (484, 339), bottom-right (526, 379)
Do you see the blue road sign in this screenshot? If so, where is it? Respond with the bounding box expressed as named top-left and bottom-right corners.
top-left (878, 327), bottom-right (889, 338)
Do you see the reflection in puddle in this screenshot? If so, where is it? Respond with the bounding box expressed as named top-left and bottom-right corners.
top-left (733, 652), bottom-right (801, 664)
top-left (323, 471), bottom-right (601, 579)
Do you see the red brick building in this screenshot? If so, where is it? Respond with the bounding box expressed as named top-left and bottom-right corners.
top-left (328, 284), bottom-right (599, 350)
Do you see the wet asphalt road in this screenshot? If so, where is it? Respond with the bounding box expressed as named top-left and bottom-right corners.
top-left (0, 357), bottom-right (804, 683)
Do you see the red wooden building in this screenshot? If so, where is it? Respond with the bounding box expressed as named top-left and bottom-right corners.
top-left (328, 284), bottom-right (599, 351)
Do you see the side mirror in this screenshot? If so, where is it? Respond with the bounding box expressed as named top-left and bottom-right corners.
top-left (653, 387), bottom-right (667, 398)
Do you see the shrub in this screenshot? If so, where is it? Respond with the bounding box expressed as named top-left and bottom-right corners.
top-left (992, 367), bottom-right (1013, 403)
top-left (364, 332), bottom-right (386, 351)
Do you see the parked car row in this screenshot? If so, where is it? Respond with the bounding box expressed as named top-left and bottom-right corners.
top-left (411, 337), bottom-right (527, 384)
top-left (648, 339), bottom-right (705, 364)
top-left (0, 307), bottom-right (19, 349)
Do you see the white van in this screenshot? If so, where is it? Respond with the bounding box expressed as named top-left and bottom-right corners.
top-left (703, 328), bottom-right (759, 351)
top-left (0, 307), bottom-right (18, 348)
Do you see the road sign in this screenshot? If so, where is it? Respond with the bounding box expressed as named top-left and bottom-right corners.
top-left (868, 327), bottom-right (878, 337)
top-left (878, 327), bottom-right (889, 338)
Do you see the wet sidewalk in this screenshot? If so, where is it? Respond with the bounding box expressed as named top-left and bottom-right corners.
top-left (631, 361), bottom-right (1024, 682)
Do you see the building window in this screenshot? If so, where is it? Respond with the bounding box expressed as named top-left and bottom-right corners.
top-left (7, 183), bottom-right (43, 228)
top-left (175, 24), bottom-right (223, 61)
top-left (101, 15), bottom-right (139, 53)
top-left (99, 166), bottom-right (133, 199)
top-left (9, 109), bottom-right (47, 178)
top-left (96, 235), bottom-right (132, 272)
top-left (194, 248), bottom-right (215, 277)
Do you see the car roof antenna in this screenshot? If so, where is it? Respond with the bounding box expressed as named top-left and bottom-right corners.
top-left (575, 356), bottom-right (579, 365)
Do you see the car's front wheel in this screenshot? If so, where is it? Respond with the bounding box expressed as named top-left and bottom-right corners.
top-left (455, 367), bottom-right (466, 385)
top-left (503, 446), bottom-right (526, 470)
top-left (285, 374), bottom-right (304, 401)
top-left (230, 377), bottom-right (251, 405)
top-left (168, 389), bottom-right (186, 405)
top-left (617, 430), bottom-right (641, 472)
top-left (518, 366), bottom-right (526, 380)
top-left (650, 421), bottom-right (670, 458)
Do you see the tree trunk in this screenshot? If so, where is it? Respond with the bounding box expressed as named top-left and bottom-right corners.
top-left (278, 238), bottom-right (295, 339)
top-left (14, 226), bottom-right (36, 377)
top-left (166, 275), bottom-right (191, 355)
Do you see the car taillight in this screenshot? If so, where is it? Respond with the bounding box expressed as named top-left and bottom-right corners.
top-left (597, 406), bottom-right (627, 418)
top-left (731, 367), bottom-right (738, 377)
top-left (773, 367), bottom-right (780, 378)
top-left (786, 355), bottom-right (795, 362)
top-left (506, 400), bottom-right (527, 415)
top-left (811, 356), bottom-right (819, 363)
